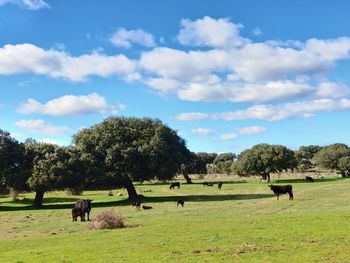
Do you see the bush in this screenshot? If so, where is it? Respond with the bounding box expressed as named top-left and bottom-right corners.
top-left (65, 188), bottom-right (83, 195)
top-left (88, 210), bottom-right (125, 230)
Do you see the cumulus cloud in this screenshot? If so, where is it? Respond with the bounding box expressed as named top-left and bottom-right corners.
top-left (177, 16), bottom-right (249, 48)
top-left (15, 119), bottom-right (70, 135)
top-left (0, 0), bottom-right (49, 10)
top-left (110, 27), bottom-right (156, 48)
top-left (192, 128), bottom-right (213, 136)
top-left (177, 98), bottom-right (350, 122)
top-left (219, 133), bottom-right (239, 140)
top-left (17, 93), bottom-right (121, 116)
top-left (237, 126), bottom-right (266, 135)
top-left (0, 44), bottom-right (137, 81)
top-left (219, 126), bottom-right (266, 140)
top-left (175, 112), bottom-right (210, 121)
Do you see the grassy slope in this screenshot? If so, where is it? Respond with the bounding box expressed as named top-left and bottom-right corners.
top-left (1, 178), bottom-right (350, 263)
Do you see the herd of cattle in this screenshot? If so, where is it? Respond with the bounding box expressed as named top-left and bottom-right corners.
top-left (72, 176), bottom-right (315, 222)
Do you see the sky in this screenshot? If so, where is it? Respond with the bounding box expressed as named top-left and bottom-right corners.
top-left (1, 0), bottom-right (350, 153)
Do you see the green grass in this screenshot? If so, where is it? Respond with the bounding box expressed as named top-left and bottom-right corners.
top-left (1, 177), bottom-right (350, 262)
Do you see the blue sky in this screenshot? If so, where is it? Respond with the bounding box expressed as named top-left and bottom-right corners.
top-left (2, 0), bottom-right (350, 153)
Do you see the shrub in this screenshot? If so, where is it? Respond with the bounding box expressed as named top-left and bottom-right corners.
top-left (88, 210), bottom-right (125, 230)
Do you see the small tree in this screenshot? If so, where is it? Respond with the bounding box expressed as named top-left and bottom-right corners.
top-left (233, 144), bottom-right (296, 182)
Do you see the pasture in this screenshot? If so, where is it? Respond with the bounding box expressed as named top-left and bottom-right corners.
top-left (1, 177), bottom-right (350, 263)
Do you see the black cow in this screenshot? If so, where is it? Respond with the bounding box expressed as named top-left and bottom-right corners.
top-left (74, 199), bottom-right (92, 221)
top-left (305, 176), bottom-right (314, 182)
top-left (268, 185), bottom-right (293, 200)
top-left (177, 200), bottom-right (184, 207)
top-left (72, 206), bottom-right (83, 222)
top-left (203, 182), bottom-right (214, 186)
top-left (218, 181), bottom-right (223, 190)
top-left (169, 182), bottom-right (180, 189)
top-left (142, 205), bottom-right (153, 210)
top-left (132, 200), bottom-right (141, 209)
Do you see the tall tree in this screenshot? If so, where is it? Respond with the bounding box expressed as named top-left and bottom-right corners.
top-left (233, 144), bottom-right (296, 182)
top-left (73, 117), bottom-right (189, 199)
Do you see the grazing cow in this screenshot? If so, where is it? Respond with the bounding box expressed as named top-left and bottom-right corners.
top-left (268, 185), bottom-right (294, 200)
top-left (305, 176), bottom-right (314, 182)
top-left (169, 182), bottom-right (180, 189)
top-left (218, 181), bottom-right (223, 190)
top-left (72, 206), bottom-right (83, 222)
top-left (177, 200), bottom-right (185, 207)
top-left (75, 199), bottom-right (92, 221)
top-left (132, 200), bottom-right (141, 209)
top-left (142, 205), bottom-right (153, 210)
top-left (203, 182), bottom-right (208, 186)
top-left (207, 182), bottom-right (214, 186)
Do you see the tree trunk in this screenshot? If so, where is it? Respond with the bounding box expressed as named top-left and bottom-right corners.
top-left (34, 190), bottom-right (44, 208)
top-left (9, 188), bottom-right (20, 201)
top-left (183, 173), bottom-right (193, 184)
top-left (261, 173), bottom-right (270, 183)
top-left (266, 173), bottom-right (271, 183)
top-left (123, 177), bottom-right (138, 200)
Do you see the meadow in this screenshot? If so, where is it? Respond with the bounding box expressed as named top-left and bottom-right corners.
top-left (1, 177), bottom-right (350, 263)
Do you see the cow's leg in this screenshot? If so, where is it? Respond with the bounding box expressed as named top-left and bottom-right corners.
top-left (87, 212), bottom-right (90, 221)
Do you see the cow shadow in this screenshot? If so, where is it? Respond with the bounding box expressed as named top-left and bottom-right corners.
top-left (0, 193), bottom-right (273, 212)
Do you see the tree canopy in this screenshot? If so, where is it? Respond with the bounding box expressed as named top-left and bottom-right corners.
top-left (233, 144), bottom-right (296, 182)
top-left (313, 143), bottom-right (350, 177)
top-left (74, 117), bottom-right (190, 199)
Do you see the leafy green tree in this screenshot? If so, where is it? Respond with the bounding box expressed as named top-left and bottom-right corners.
top-left (74, 117), bottom-right (189, 199)
top-left (209, 152), bottom-right (236, 174)
top-left (0, 130), bottom-right (30, 197)
top-left (295, 145), bottom-right (322, 172)
top-left (233, 144), bottom-right (296, 182)
top-left (313, 143), bottom-right (350, 177)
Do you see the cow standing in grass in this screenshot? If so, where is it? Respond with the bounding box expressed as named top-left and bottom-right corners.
top-left (169, 182), bottom-right (180, 189)
top-left (305, 176), bottom-right (314, 182)
top-left (74, 199), bottom-right (92, 221)
top-left (268, 185), bottom-right (294, 200)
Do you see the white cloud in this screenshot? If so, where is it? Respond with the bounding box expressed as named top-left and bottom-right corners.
top-left (177, 16), bottom-right (249, 48)
top-left (15, 119), bottom-right (70, 135)
top-left (215, 98), bottom-right (350, 121)
top-left (39, 138), bottom-right (60, 145)
top-left (0, 0), bottom-right (49, 10)
top-left (219, 125), bottom-right (266, 141)
top-left (192, 128), bottom-right (213, 136)
top-left (177, 98), bottom-right (350, 122)
top-left (0, 44), bottom-right (137, 81)
top-left (17, 93), bottom-right (120, 116)
top-left (252, 27), bottom-right (263, 36)
top-left (175, 112), bottom-right (210, 121)
top-left (237, 126), bottom-right (266, 135)
top-left (219, 133), bottom-right (239, 140)
top-left (110, 27), bottom-right (156, 48)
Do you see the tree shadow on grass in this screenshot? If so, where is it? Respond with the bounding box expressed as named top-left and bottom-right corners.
top-left (0, 193), bottom-right (273, 212)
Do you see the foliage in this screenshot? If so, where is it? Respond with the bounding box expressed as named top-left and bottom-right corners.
top-left (0, 130), bottom-right (29, 192)
top-left (74, 117), bottom-right (189, 197)
top-left (233, 144), bottom-right (296, 182)
top-left (313, 143), bottom-right (350, 176)
top-left (295, 145), bottom-right (322, 172)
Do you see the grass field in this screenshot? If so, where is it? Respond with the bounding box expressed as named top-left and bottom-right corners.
top-left (1, 177), bottom-right (350, 263)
